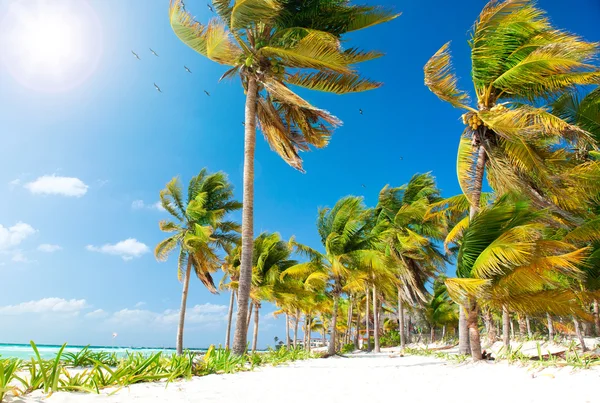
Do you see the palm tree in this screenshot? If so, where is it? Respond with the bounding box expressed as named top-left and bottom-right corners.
top-left (423, 276), bottom-right (458, 343)
top-left (220, 245), bottom-right (241, 349)
top-left (169, 0), bottom-right (398, 355)
top-left (283, 196), bottom-right (379, 355)
top-left (425, 0), bottom-right (599, 221)
top-left (249, 232), bottom-right (298, 352)
top-left (376, 173), bottom-right (448, 349)
top-left (424, 0), bottom-right (600, 353)
top-left (155, 169), bottom-right (242, 355)
top-left (445, 194), bottom-right (589, 360)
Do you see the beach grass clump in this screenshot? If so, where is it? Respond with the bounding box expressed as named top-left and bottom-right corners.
top-left (0, 342), bottom-right (318, 402)
top-left (0, 358), bottom-right (23, 401)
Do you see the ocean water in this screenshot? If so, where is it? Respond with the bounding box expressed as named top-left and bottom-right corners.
top-left (0, 343), bottom-right (207, 360)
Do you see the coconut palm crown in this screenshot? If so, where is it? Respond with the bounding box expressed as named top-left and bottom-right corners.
top-left (169, 0), bottom-right (398, 171)
top-left (424, 0), bottom-right (600, 221)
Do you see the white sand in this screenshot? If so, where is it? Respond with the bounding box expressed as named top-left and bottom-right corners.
top-left (8, 354), bottom-right (600, 403)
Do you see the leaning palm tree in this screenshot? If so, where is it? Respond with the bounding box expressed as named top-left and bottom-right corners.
top-left (155, 169), bottom-right (241, 355)
top-left (424, 0), bottom-right (600, 223)
top-left (445, 194), bottom-right (589, 359)
top-left (168, 0), bottom-right (398, 354)
top-left (424, 0), bottom-right (600, 352)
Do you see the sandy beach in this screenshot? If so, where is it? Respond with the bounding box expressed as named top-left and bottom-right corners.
top-left (8, 353), bottom-right (600, 403)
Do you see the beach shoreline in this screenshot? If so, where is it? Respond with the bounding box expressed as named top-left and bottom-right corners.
top-left (9, 352), bottom-right (600, 403)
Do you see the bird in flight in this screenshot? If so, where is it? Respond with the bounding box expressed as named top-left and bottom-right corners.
top-left (154, 83), bottom-right (162, 93)
top-left (150, 48), bottom-right (159, 57)
top-left (361, 184), bottom-right (366, 188)
top-left (184, 66), bottom-right (192, 74)
top-left (207, 3), bottom-right (213, 12)
top-left (359, 109), bottom-right (363, 115)
top-left (131, 50), bottom-right (140, 60)
top-left (204, 90), bottom-right (210, 96)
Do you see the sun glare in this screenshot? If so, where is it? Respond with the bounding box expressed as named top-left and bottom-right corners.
top-left (0, 0), bottom-right (102, 92)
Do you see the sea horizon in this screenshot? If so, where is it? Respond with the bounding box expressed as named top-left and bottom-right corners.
top-left (0, 342), bottom-right (209, 360)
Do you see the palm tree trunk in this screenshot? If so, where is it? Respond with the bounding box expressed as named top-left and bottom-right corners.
top-left (232, 77), bottom-right (259, 355)
top-left (458, 307), bottom-right (470, 354)
top-left (294, 309), bottom-right (300, 348)
top-left (365, 287), bottom-right (371, 352)
top-left (347, 300), bottom-right (353, 345)
top-left (328, 292), bottom-right (340, 355)
top-left (502, 305), bottom-right (510, 348)
top-left (469, 145), bottom-right (487, 219)
top-left (251, 303), bottom-right (260, 352)
top-left (526, 316), bottom-right (532, 339)
top-left (510, 319), bottom-right (515, 339)
top-left (246, 301), bottom-right (254, 333)
top-left (398, 290), bottom-right (405, 350)
top-left (460, 145), bottom-right (487, 355)
top-left (482, 308), bottom-right (495, 344)
top-left (594, 300), bottom-right (600, 336)
top-left (547, 313), bottom-right (554, 342)
top-left (306, 313), bottom-right (312, 352)
top-left (430, 325), bottom-right (435, 344)
top-left (354, 303), bottom-right (361, 349)
top-left (225, 290), bottom-right (235, 350)
top-left (467, 299), bottom-right (482, 360)
top-left (176, 258), bottom-right (193, 356)
top-left (442, 325), bottom-right (446, 341)
top-left (373, 285), bottom-right (380, 353)
top-left (517, 314), bottom-right (527, 338)
top-left (285, 313), bottom-right (291, 348)
top-left (573, 316), bottom-right (588, 352)
top-left (322, 326), bottom-right (326, 350)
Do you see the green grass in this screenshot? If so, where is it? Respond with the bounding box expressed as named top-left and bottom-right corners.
top-left (0, 342), bottom-right (318, 402)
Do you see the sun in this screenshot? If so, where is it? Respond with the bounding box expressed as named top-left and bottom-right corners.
top-left (0, 0), bottom-right (102, 92)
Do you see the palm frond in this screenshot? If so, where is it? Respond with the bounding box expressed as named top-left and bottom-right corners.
top-left (424, 42), bottom-right (470, 109)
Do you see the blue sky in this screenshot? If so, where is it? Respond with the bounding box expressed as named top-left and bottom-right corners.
top-left (0, 0), bottom-right (598, 349)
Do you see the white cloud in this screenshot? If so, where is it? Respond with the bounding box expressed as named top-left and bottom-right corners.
top-left (9, 179), bottom-right (21, 187)
top-left (85, 309), bottom-right (108, 319)
top-left (0, 222), bottom-right (36, 250)
top-left (24, 175), bottom-right (88, 197)
top-left (11, 251), bottom-right (32, 263)
top-left (38, 243), bottom-right (62, 253)
top-left (131, 200), bottom-right (145, 209)
top-left (134, 301), bottom-right (146, 308)
top-left (86, 238), bottom-right (149, 261)
top-left (0, 298), bottom-right (87, 315)
top-left (131, 200), bottom-right (165, 212)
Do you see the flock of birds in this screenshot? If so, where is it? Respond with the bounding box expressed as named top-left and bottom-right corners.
top-left (129, 22), bottom-right (400, 173)
top-left (130, 47), bottom-right (209, 96)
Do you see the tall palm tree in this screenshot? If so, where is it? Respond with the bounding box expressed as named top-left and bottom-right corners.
top-left (169, 0), bottom-right (398, 355)
top-left (424, 1), bottom-right (600, 351)
top-left (445, 194), bottom-right (589, 359)
top-left (155, 169), bottom-right (242, 355)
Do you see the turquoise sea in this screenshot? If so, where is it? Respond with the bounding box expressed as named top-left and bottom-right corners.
top-left (0, 343), bottom-right (207, 360)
